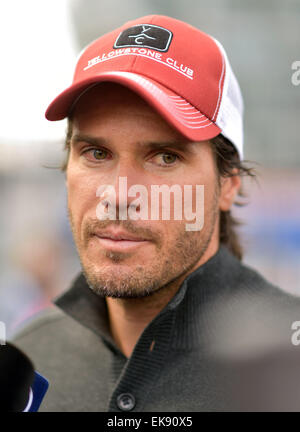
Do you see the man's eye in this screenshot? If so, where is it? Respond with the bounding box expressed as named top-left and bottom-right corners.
top-left (92, 149), bottom-right (107, 160)
top-left (82, 148), bottom-right (108, 161)
top-left (154, 152), bottom-right (179, 166)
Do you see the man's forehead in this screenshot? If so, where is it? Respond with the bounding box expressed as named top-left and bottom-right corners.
top-left (70, 130), bottom-right (202, 155)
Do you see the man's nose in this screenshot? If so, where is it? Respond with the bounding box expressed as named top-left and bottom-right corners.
top-left (106, 158), bottom-right (149, 219)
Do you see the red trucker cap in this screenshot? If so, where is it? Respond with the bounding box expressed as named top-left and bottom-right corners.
top-left (45, 15), bottom-right (244, 160)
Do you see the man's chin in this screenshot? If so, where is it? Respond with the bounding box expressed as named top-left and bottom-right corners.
top-left (84, 279), bottom-right (158, 299)
top-left (81, 263), bottom-right (161, 299)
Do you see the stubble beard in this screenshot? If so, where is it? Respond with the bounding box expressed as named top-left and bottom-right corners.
top-left (68, 190), bottom-right (219, 299)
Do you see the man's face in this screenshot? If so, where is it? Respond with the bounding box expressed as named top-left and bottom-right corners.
top-left (66, 82), bottom-right (221, 298)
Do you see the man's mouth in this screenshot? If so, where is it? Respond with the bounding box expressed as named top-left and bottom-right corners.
top-left (93, 228), bottom-right (150, 251)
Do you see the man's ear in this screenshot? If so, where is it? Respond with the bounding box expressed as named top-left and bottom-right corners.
top-left (218, 170), bottom-right (241, 211)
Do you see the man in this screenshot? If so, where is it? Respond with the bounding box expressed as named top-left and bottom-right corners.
top-left (12, 15), bottom-right (300, 411)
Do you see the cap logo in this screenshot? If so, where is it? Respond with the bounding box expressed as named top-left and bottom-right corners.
top-left (114, 24), bottom-right (173, 52)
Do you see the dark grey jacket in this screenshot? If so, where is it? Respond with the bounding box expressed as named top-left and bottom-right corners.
top-left (11, 245), bottom-right (300, 411)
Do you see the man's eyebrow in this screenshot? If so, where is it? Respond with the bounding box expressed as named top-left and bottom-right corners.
top-left (70, 133), bottom-right (198, 155)
top-left (137, 140), bottom-right (196, 154)
top-left (70, 134), bottom-right (108, 147)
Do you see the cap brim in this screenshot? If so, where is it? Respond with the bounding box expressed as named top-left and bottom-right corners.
top-left (45, 71), bottom-right (221, 142)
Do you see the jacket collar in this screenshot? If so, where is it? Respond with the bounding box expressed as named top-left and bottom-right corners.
top-left (54, 245), bottom-right (240, 353)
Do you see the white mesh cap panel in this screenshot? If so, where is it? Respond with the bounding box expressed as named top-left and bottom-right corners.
top-left (212, 38), bottom-right (244, 161)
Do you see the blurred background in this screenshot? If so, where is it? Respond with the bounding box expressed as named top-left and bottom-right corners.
top-left (0, 0), bottom-right (299, 337)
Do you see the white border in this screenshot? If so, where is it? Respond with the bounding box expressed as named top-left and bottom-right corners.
top-left (23, 387), bottom-right (33, 412)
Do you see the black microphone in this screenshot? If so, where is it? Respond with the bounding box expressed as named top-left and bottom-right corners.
top-left (0, 342), bottom-right (48, 412)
